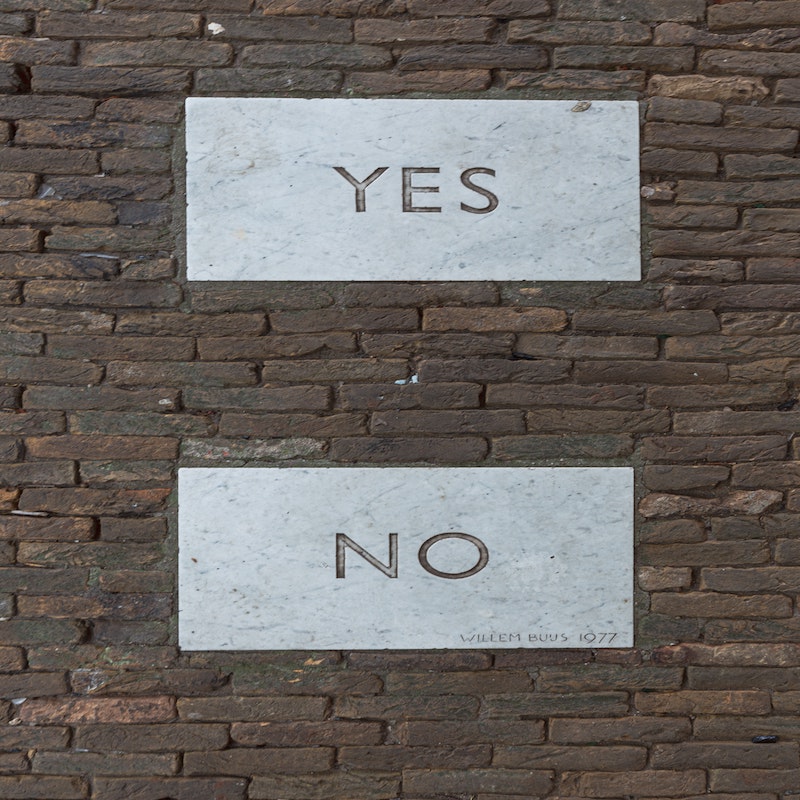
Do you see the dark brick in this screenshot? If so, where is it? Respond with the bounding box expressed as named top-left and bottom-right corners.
top-left (92, 778), bottom-right (246, 800)
top-left (398, 44), bottom-right (547, 70)
top-left (331, 436), bottom-right (487, 463)
top-left (194, 68), bottom-right (341, 94)
top-left (559, 0), bottom-right (704, 21)
top-left (32, 66), bottom-right (191, 95)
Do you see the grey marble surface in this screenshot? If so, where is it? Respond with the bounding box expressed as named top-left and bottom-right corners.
top-left (186, 98), bottom-right (640, 282)
top-left (178, 467), bottom-right (633, 650)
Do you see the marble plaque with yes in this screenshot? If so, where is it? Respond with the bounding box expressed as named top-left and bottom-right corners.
top-left (178, 467), bottom-right (633, 650)
top-left (185, 98), bottom-right (640, 282)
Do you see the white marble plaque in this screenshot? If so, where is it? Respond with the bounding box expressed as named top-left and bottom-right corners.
top-left (179, 467), bottom-right (633, 650)
top-left (185, 98), bottom-right (640, 282)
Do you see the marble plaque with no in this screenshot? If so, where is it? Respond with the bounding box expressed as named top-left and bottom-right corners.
top-left (185, 98), bottom-right (640, 282)
top-left (179, 467), bottom-right (633, 650)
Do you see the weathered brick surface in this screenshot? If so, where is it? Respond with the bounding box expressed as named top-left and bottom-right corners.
top-left (0, 2), bottom-right (798, 797)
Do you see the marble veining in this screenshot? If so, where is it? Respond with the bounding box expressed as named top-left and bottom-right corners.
top-left (178, 467), bottom-right (633, 650)
top-left (186, 98), bottom-right (641, 282)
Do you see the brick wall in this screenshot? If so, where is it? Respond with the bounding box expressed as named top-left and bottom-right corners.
top-left (1, 0), bottom-right (800, 797)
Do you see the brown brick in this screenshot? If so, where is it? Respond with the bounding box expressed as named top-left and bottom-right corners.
top-left (20, 695), bottom-right (174, 724)
top-left (0, 228), bottom-right (39, 252)
top-left (576, 360), bottom-right (726, 385)
top-left (16, 120), bottom-right (170, 149)
top-left (495, 744), bottom-right (646, 770)
top-left (395, 720), bottom-right (545, 746)
top-left (639, 566), bottom-right (693, 590)
top-left (0, 173), bottom-right (37, 198)
top-left (483, 692), bottom-right (628, 718)
top-left (106, 361), bottom-right (256, 388)
top-left (0, 254), bottom-right (118, 280)
top-left (0, 777), bottom-right (86, 799)
top-left (648, 257), bottom-right (744, 282)
top-left (702, 568), bottom-right (800, 593)
top-left (651, 591), bottom-right (792, 618)
top-left (340, 744), bottom-right (490, 769)
top-left (640, 490), bottom-right (782, 518)
top-left (241, 42), bottom-right (388, 67)
top-left (39, 10), bottom-right (200, 37)
top-left (194, 68), bottom-right (342, 94)
top-left (356, 18), bottom-right (492, 42)
top-left (186, 283), bottom-right (332, 312)
top-left (0, 34), bottom-right (74, 64)
top-left (181, 438), bottom-right (325, 465)
top-left (516, 333), bottom-right (657, 359)
top-left (32, 65), bottom-right (191, 95)
top-left (657, 120), bottom-right (798, 149)
top-left (404, 769), bottom-right (552, 795)
top-left (338, 383), bottom-right (480, 411)
top-left (218, 412), bottom-right (364, 438)
top-left (502, 68), bottom-right (646, 91)
top-left (537, 665), bottom-right (682, 692)
top-left (184, 386), bottom-right (330, 412)
top-left (560, 0), bottom-right (703, 20)
top-left (83, 39), bottom-right (231, 67)
top-left (642, 435), bottom-right (787, 462)
top-left (689, 666), bottom-right (800, 691)
top-left (709, 0), bottom-right (800, 29)
top-left (777, 79), bottom-right (800, 103)
top-left (647, 383), bottom-right (788, 408)
top-left (565, 770), bottom-right (705, 798)
top-left (574, 309), bottom-right (719, 335)
top-left (488, 384), bottom-right (643, 409)
top-left (26, 435), bottom-right (176, 460)
top-left (0, 200), bottom-right (114, 226)
top-left (204, 14), bottom-right (351, 41)
top-left (117, 312), bottom-right (264, 336)
top-left (33, 751), bottom-right (177, 775)
top-left (271, 308), bottom-right (418, 333)
top-left (641, 541), bottom-right (769, 566)
top-left (527, 409), bottom-right (669, 434)
top-left (233, 668), bottom-right (379, 696)
top-left (346, 69), bottom-right (491, 93)
top-left (396, 44), bottom-right (547, 70)
top-left (555, 45), bottom-right (692, 71)
top-left (373, 410), bottom-right (522, 435)
top-left (493, 435), bottom-right (633, 460)
top-left (42, 175), bottom-right (171, 202)
top-left (93, 778), bottom-right (246, 800)
top-left (649, 74), bottom-right (769, 103)
top-left (179, 696), bottom-right (327, 722)
top-left (331, 436), bottom-right (487, 463)
top-left (678, 180), bottom-right (800, 207)
top-left (0, 618), bottom-right (82, 645)
top-left (635, 690), bottom-right (770, 715)
top-left (643, 150), bottom-right (720, 177)
top-left (232, 721), bottom-right (381, 747)
top-left (510, 20), bottom-right (649, 44)
top-left (644, 465), bottom-right (729, 491)
top-left (19, 488), bottom-right (169, 516)
top-left (0, 671), bottom-right (66, 698)
top-left (647, 95), bottom-right (722, 124)
top-left (728, 155), bottom-right (800, 181)
top-left (335, 695), bottom-right (478, 720)
top-left (710, 769), bottom-right (800, 793)
top-left (25, 387), bottom-right (179, 413)
top-left (75, 723), bottom-right (227, 752)
top-left (420, 358), bottom-right (566, 383)
top-left (407, 0), bottom-right (550, 14)
top-left (198, 334), bottom-right (355, 360)
top-left (249, 772), bottom-right (398, 800)
top-left (184, 747), bottom-right (332, 775)
top-left (424, 307), bottom-right (566, 332)
top-left (551, 717), bottom-right (691, 745)
top-left (262, 359), bottom-right (407, 383)
top-left (385, 672), bottom-right (531, 695)
top-left (747, 258), bottom-right (800, 281)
